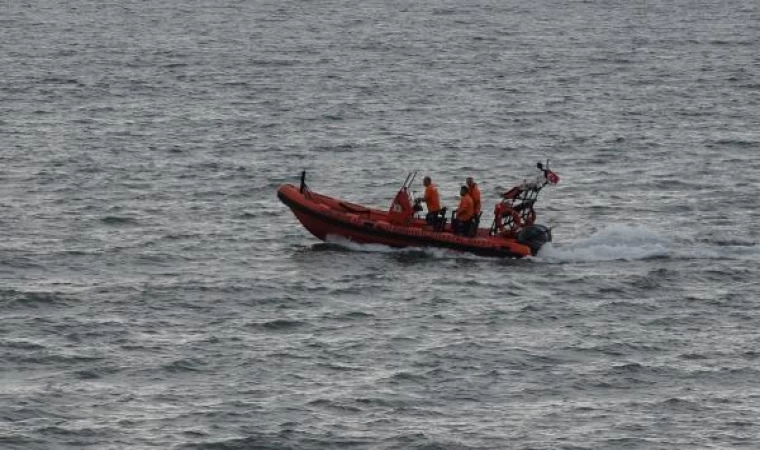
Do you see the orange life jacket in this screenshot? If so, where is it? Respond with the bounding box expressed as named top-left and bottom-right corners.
top-left (425, 184), bottom-right (441, 212)
top-left (468, 183), bottom-right (481, 214)
top-left (457, 194), bottom-right (475, 222)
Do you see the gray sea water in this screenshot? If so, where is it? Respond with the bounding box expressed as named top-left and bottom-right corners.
top-left (2, 1), bottom-right (760, 449)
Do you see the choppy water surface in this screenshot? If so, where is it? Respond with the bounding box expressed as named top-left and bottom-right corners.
top-left (2, 0), bottom-right (759, 448)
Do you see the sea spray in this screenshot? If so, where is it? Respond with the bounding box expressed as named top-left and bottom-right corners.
top-left (537, 224), bottom-right (671, 262)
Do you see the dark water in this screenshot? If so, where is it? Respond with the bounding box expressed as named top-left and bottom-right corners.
top-left (2, 1), bottom-right (759, 448)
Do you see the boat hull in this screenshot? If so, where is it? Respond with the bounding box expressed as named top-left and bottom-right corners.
top-left (277, 184), bottom-right (538, 258)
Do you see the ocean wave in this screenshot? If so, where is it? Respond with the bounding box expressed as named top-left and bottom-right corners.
top-left (248, 319), bottom-right (306, 331)
top-left (100, 216), bottom-right (139, 226)
top-left (325, 310), bottom-right (375, 321)
top-left (1, 289), bottom-right (67, 308)
top-left (306, 398), bottom-right (362, 412)
top-left (74, 365), bottom-right (121, 380)
top-left (674, 243), bottom-right (760, 262)
top-left (0, 338), bottom-right (47, 350)
top-left (4, 352), bottom-right (105, 365)
top-left (178, 433), bottom-right (372, 450)
top-left (162, 357), bottom-right (207, 373)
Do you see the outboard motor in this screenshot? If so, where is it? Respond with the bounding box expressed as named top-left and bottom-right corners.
top-left (517, 224), bottom-right (552, 256)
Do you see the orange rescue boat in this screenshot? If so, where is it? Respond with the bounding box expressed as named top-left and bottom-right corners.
top-left (278, 163), bottom-right (559, 258)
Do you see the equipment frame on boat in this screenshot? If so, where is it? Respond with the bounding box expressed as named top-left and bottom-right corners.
top-left (490, 161), bottom-right (559, 238)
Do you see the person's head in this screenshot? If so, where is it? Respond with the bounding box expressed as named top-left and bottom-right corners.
top-left (466, 177), bottom-right (475, 187)
top-left (460, 185), bottom-right (469, 196)
top-left (423, 176), bottom-right (431, 187)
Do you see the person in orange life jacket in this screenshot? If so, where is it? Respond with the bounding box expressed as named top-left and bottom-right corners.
top-left (416, 176), bottom-right (441, 226)
top-left (466, 177), bottom-right (481, 215)
top-left (453, 185), bottom-right (475, 235)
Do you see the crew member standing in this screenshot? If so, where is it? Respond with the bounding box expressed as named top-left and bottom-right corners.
top-left (419, 176), bottom-right (441, 226)
top-left (466, 177), bottom-right (481, 215)
top-left (453, 185), bottom-right (475, 235)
